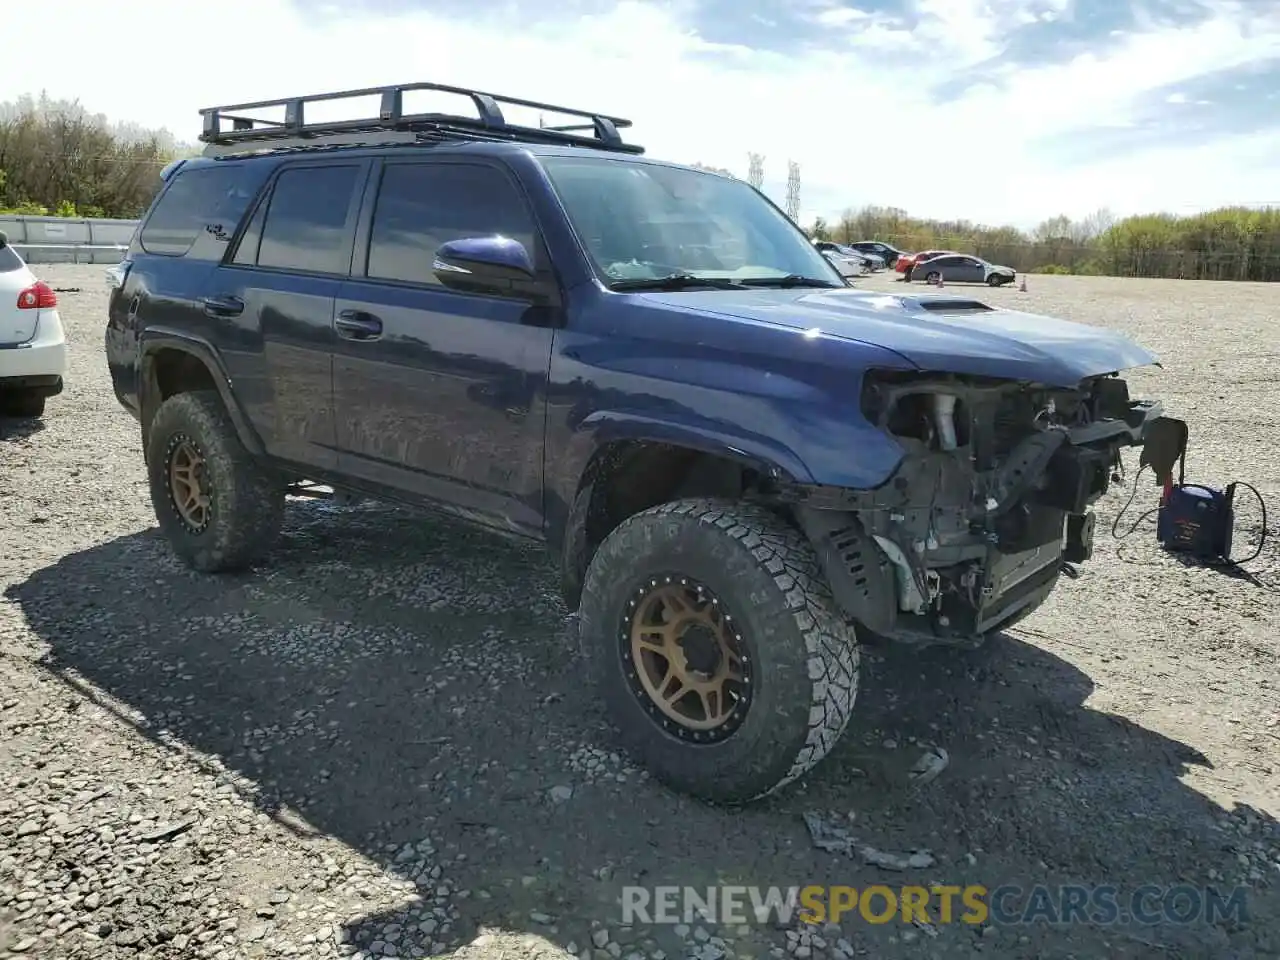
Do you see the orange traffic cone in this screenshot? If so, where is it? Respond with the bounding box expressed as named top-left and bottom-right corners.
top-left (936, 273), bottom-right (944, 288)
top-left (1018, 274), bottom-right (1027, 292)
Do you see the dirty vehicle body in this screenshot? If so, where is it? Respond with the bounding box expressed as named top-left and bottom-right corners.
top-left (104, 83), bottom-right (1166, 805)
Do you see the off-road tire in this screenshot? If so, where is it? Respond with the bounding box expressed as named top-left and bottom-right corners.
top-left (577, 498), bottom-right (860, 805)
top-left (1, 391), bottom-right (45, 418)
top-left (146, 390), bottom-right (285, 573)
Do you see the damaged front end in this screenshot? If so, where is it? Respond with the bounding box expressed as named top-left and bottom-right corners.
top-left (780, 370), bottom-right (1162, 647)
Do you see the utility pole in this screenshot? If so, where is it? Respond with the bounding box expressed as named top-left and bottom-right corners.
top-left (786, 161), bottom-right (801, 222)
top-left (747, 152), bottom-right (765, 190)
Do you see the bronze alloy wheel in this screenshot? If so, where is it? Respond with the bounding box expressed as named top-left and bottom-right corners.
top-left (166, 434), bottom-right (213, 534)
top-left (621, 575), bottom-right (753, 743)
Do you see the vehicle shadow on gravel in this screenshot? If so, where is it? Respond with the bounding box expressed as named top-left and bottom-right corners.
top-left (0, 415), bottom-right (45, 443)
top-left (9, 499), bottom-right (1279, 960)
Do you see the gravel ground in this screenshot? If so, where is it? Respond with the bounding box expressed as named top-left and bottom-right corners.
top-left (1, 265), bottom-right (1277, 960)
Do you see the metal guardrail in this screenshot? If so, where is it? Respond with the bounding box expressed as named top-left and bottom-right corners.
top-left (0, 214), bottom-right (138, 264)
top-left (12, 242), bottom-right (130, 264)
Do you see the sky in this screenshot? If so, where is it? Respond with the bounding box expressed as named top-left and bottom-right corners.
top-left (8, 0), bottom-right (1280, 228)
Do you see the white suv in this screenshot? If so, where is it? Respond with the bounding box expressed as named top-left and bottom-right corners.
top-left (0, 232), bottom-right (66, 419)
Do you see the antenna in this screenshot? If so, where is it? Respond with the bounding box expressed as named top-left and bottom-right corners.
top-left (747, 152), bottom-right (765, 190)
top-left (786, 160), bottom-right (801, 222)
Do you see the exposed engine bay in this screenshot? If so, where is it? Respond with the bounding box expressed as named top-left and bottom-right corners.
top-left (780, 371), bottom-right (1162, 647)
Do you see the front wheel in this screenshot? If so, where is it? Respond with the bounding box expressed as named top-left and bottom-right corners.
top-left (146, 390), bottom-right (286, 573)
top-left (577, 498), bottom-right (860, 804)
top-left (987, 274), bottom-right (1006, 286)
top-left (925, 271), bottom-right (941, 285)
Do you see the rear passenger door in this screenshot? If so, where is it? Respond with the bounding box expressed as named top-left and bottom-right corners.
top-left (933, 256), bottom-right (972, 283)
top-left (332, 158), bottom-right (557, 537)
top-left (210, 160), bottom-right (370, 471)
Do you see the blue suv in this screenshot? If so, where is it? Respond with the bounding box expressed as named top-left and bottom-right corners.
top-left (106, 82), bottom-right (1167, 804)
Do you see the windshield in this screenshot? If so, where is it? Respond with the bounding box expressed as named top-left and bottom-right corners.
top-left (538, 155), bottom-right (843, 287)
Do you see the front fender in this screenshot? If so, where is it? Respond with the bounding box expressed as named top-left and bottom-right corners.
top-left (578, 410), bottom-right (814, 484)
top-left (139, 329), bottom-right (265, 457)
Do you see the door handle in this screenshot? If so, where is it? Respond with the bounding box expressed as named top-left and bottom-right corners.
top-left (200, 295), bottom-right (244, 318)
top-left (335, 310), bottom-right (383, 340)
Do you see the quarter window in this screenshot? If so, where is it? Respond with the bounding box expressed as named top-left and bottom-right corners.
top-left (140, 165), bottom-right (257, 257)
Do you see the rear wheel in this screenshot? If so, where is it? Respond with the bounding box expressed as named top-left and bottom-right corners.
top-left (146, 390), bottom-right (285, 572)
top-left (0, 391), bottom-right (46, 418)
top-left (577, 498), bottom-right (860, 804)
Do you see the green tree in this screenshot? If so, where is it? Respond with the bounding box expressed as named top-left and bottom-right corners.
top-left (0, 92), bottom-right (194, 218)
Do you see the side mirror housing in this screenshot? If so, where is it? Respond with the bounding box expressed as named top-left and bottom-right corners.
top-left (433, 236), bottom-right (538, 297)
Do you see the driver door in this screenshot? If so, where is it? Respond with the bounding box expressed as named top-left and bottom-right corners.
top-left (331, 157), bottom-right (557, 537)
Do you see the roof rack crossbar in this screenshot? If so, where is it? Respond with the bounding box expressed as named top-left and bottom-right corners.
top-left (199, 81), bottom-right (641, 156)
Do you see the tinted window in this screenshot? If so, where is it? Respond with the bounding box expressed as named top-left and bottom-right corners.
top-left (366, 163), bottom-right (538, 286)
top-left (0, 245), bottom-right (23, 272)
top-left (257, 165), bottom-right (361, 275)
top-left (231, 198), bottom-right (268, 267)
top-left (140, 165), bottom-right (257, 257)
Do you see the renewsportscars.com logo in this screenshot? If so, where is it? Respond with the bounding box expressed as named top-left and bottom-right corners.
top-left (620, 884), bottom-right (1250, 928)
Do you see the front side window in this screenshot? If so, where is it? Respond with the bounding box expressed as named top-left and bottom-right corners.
top-left (365, 162), bottom-right (539, 287)
top-left (256, 165), bottom-right (361, 275)
top-left (539, 156), bottom-right (842, 288)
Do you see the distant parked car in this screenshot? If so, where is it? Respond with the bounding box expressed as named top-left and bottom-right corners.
top-left (0, 231), bottom-right (65, 419)
top-left (821, 251), bottom-right (862, 280)
top-left (848, 241), bottom-right (905, 269)
top-left (814, 241), bottom-right (883, 272)
top-left (896, 249), bottom-right (957, 275)
top-left (909, 253), bottom-right (1017, 287)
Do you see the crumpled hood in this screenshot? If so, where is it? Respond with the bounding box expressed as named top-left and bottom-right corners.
top-left (638, 287), bottom-right (1159, 387)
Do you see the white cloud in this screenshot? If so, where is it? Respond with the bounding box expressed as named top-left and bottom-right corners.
top-left (6, 0), bottom-right (1280, 227)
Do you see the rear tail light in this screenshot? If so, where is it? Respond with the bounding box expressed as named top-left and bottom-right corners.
top-left (17, 281), bottom-right (57, 310)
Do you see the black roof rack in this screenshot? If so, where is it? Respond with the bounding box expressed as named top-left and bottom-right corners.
top-left (198, 81), bottom-right (644, 158)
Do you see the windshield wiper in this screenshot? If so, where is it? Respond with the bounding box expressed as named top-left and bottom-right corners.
top-left (607, 272), bottom-right (749, 291)
top-left (737, 275), bottom-right (844, 289)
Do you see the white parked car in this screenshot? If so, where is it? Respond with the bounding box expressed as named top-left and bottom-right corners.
top-left (0, 232), bottom-right (66, 419)
top-left (821, 251), bottom-right (862, 280)
top-left (814, 240), bottom-right (884, 272)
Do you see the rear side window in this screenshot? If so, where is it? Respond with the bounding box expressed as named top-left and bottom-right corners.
top-left (0, 245), bottom-right (23, 272)
top-left (256, 165), bottom-right (362, 275)
top-left (140, 165), bottom-right (257, 257)
top-left (365, 162), bottom-right (539, 287)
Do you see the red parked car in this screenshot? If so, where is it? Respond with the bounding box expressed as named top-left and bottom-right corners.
top-left (896, 249), bottom-right (957, 275)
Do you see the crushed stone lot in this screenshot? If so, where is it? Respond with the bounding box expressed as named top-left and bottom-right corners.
top-left (1, 264), bottom-right (1278, 960)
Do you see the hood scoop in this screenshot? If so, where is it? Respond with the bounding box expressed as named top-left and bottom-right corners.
top-left (914, 298), bottom-right (994, 314)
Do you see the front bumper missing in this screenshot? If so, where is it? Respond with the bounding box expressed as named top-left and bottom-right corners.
top-left (778, 398), bottom-right (1164, 646)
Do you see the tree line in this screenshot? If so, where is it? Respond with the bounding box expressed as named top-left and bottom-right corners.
top-left (0, 94), bottom-right (194, 219)
top-left (807, 204), bottom-right (1280, 282)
